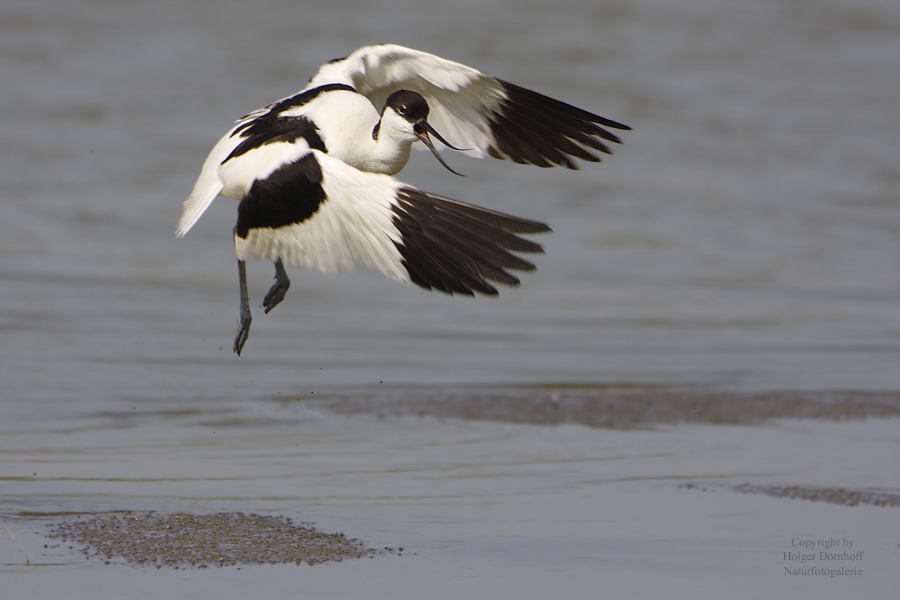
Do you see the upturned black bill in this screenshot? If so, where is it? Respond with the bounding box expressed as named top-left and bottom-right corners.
top-left (414, 121), bottom-right (466, 176)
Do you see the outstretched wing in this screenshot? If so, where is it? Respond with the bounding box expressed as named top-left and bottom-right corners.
top-left (233, 149), bottom-right (550, 296)
top-left (306, 44), bottom-right (630, 169)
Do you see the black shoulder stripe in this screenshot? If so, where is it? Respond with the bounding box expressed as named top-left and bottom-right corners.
top-left (225, 83), bottom-right (357, 162)
top-left (225, 116), bottom-right (326, 163)
top-left (235, 153), bottom-right (326, 238)
top-left (233, 83), bottom-right (356, 135)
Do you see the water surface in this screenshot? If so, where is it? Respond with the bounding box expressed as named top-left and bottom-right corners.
top-left (2, 0), bottom-right (899, 597)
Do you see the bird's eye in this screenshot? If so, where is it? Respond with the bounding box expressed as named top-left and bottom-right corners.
top-left (398, 105), bottom-right (408, 115)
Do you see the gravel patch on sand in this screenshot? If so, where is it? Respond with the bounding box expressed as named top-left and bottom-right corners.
top-left (44, 512), bottom-right (392, 569)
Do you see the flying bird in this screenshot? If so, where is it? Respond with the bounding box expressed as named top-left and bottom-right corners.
top-left (176, 44), bottom-right (629, 355)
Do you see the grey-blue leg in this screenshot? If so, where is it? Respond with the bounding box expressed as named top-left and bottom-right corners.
top-left (263, 258), bottom-right (290, 314)
top-left (234, 259), bottom-right (252, 356)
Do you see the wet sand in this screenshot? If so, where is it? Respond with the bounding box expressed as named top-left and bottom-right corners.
top-left (317, 388), bottom-right (900, 428)
top-left (29, 478), bottom-right (900, 570)
top-left (14, 388), bottom-right (899, 573)
top-left (3, 392), bottom-right (898, 599)
top-left (728, 484), bottom-right (900, 508)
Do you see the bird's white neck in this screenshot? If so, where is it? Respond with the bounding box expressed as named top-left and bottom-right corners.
top-left (309, 92), bottom-right (416, 176)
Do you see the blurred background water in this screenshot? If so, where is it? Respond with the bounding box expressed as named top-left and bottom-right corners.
top-left (2, 0), bottom-right (899, 401)
top-left (1, 0), bottom-right (899, 596)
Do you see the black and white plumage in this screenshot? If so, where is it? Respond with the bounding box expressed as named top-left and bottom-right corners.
top-left (176, 44), bottom-right (629, 355)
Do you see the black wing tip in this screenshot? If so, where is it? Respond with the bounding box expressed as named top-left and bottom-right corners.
top-left (593, 115), bottom-right (632, 132)
top-left (498, 79), bottom-right (630, 124)
top-left (391, 188), bottom-right (550, 297)
top-left (490, 79), bottom-right (630, 168)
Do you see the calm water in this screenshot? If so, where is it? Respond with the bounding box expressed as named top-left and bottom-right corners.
top-left (3, 0), bottom-right (899, 398)
top-left (2, 0), bottom-right (899, 597)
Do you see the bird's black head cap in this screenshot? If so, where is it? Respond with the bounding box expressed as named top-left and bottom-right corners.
top-left (383, 90), bottom-right (429, 122)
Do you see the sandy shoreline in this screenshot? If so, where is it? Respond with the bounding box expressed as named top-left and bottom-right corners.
top-left (21, 388), bottom-right (899, 570)
top-left (313, 388), bottom-right (900, 429)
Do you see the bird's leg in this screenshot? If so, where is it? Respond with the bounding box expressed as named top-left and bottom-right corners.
top-left (263, 258), bottom-right (291, 314)
top-left (234, 259), bottom-right (252, 356)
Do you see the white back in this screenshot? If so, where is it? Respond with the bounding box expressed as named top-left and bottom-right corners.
top-left (306, 44), bottom-right (506, 158)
